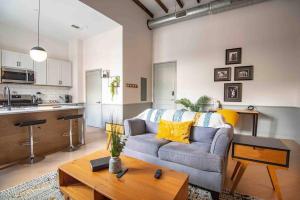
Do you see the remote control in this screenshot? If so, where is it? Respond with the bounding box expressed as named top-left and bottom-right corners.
top-left (116, 168), bottom-right (128, 178)
top-left (154, 169), bottom-right (162, 179)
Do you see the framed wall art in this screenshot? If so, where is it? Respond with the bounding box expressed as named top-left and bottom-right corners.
top-left (224, 83), bottom-right (242, 102)
top-left (234, 66), bottom-right (253, 81)
top-left (226, 48), bottom-right (242, 65)
top-left (214, 67), bottom-right (231, 81)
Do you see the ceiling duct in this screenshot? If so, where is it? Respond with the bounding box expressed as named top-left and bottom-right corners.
top-left (147, 0), bottom-right (270, 29)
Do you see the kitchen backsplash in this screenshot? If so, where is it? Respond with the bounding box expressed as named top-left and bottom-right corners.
top-left (0, 84), bottom-right (71, 103)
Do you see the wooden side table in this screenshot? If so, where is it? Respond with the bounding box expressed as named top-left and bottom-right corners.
top-left (230, 134), bottom-right (290, 200)
top-left (210, 109), bottom-right (260, 136)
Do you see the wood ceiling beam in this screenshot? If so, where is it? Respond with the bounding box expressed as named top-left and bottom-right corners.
top-left (176, 0), bottom-right (184, 8)
top-left (155, 0), bottom-right (169, 13)
top-left (132, 0), bottom-right (154, 18)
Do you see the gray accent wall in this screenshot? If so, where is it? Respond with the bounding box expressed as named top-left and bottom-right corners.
top-left (101, 104), bottom-right (123, 127)
top-left (101, 103), bottom-right (300, 144)
top-left (100, 102), bottom-right (152, 128)
top-left (123, 102), bottom-right (152, 120)
top-left (222, 105), bottom-right (300, 144)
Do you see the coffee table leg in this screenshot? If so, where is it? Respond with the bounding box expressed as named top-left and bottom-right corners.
top-left (231, 161), bottom-right (241, 180)
top-left (267, 166), bottom-right (283, 200)
top-left (230, 162), bottom-right (248, 194)
top-left (175, 178), bottom-right (188, 200)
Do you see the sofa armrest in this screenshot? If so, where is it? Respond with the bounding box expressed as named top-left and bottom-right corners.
top-left (210, 127), bottom-right (233, 158)
top-left (124, 118), bottom-right (146, 136)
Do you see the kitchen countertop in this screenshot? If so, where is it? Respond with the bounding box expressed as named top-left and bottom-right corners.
top-left (38, 103), bottom-right (85, 106)
top-left (0, 105), bottom-right (85, 116)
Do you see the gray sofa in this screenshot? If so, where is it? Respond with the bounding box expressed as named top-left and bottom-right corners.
top-left (123, 118), bottom-right (233, 198)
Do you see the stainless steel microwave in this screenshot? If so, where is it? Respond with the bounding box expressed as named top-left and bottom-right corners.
top-left (0, 67), bottom-right (34, 84)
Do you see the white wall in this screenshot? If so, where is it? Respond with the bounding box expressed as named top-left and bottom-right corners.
top-left (297, 35), bottom-right (300, 108)
top-left (80, 0), bottom-right (153, 105)
top-left (82, 26), bottom-right (123, 104)
top-left (153, 0), bottom-right (300, 107)
top-left (69, 39), bottom-right (84, 103)
top-left (0, 23), bottom-right (69, 60)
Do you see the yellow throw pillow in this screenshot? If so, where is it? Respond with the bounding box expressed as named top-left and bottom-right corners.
top-left (217, 109), bottom-right (239, 127)
top-left (156, 120), bottom-right (193, 144)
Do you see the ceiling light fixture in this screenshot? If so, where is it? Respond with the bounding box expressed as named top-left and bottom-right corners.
top-left (30, 0), bottom-right (47, 62)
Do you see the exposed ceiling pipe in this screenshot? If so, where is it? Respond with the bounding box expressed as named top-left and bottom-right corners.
top-left (147, 0), bottom-right (270, 30)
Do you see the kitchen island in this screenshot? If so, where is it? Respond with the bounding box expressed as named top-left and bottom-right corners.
top-left (0, 105), bottom-right (85, 165)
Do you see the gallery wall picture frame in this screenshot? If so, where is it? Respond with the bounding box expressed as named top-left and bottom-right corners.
top-left (214, 67), bottom-right (231, 81)
top-left (234, 66), bottom-right (254, 81)
top-left (102, 70), bottom-right (110, 78)
top-left (224, 83), bottom-right (242, 102)
top-left (226, 48), bottom-right (242, 65)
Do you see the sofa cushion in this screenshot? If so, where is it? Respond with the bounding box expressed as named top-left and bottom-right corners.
top-left (124, 119), bottom-right (146, 136)
top-left (158, 142), bottom-right (223, 172)
top-left (125, 134), bottom-right (170, 157)
top-left (156, 120), bottom-right (193, 144)
top-left (145, 120), bottom-right (158, 133)
top-left (190, 126), bottom-right (219, 144)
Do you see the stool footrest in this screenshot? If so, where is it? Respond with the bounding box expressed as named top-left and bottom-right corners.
top-left (21, 140), bottom-right (40, 146)
top-left (62, 134), bottom-right (77, 137)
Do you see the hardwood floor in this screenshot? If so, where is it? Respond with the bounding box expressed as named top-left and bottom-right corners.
top-left (0, 129), bottom-right (299, 200)
top-left (0, 127), bottom-right (106, 191)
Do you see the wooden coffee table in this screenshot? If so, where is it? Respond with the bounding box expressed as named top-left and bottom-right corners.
top-left (58, 151), bottom-right (189, 200)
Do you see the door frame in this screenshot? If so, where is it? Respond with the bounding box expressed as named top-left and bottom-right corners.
top-left (152, 61), bottom-right (177, 108)
top-left (85, 68), bottom-right (103, 128)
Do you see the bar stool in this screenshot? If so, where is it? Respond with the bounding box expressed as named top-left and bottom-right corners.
top-left (57, 114), bottom-right (83, 152)
top-left (15, 119), bottom-right (47, 164)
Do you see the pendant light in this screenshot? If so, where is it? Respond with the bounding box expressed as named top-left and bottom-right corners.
top-left (30, 0), bottom-right (47, 62)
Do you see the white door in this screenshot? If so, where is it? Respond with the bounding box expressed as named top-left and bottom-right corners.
top-left (34, 61), bottom-right (47, 85)
top-left (19, 53), bottom-right (33, 70)
top-left (60, 61), bottom-right (72, 87)
top-left (153, 62), bottom-right (177, 109)
top-left (1, 50), bottom-right (19, 68)
top-left (47, 58), bottom-right (60, 86)
top-left (86, 70), bottom-right (102, 128)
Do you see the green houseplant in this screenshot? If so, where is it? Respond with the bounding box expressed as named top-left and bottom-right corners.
top-left (109, 125), bottom-right (125, 174)
top-left (175, 95), bottom-right (211, 112)
top-left (110, 76), bottom-right (120, 100)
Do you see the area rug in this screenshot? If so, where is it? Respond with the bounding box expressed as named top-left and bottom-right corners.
top-left (0, 171), bottom-right (260, 200)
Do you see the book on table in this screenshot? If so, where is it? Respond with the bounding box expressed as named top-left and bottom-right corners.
top-left (90, 156), bottom-right (110, 172)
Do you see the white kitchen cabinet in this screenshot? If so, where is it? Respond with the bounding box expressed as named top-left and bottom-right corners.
top-left (60, 61), bottom-right (72, 87)
top-left (1, 50), bottom-right (33, 70)
top-left (1, 50), bottom-right (19, 68)
top-left (34, 61), bottom-right (47, 85)
top-left (19, 53), bottom-right (33, 70)
top-left (46, 58), bottom-right (72, 87)
top-left (46, 58), bottom-right (61, 86)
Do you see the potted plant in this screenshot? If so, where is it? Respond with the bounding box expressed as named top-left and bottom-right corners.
top-left (175, 95), bottom-right (211, 112)
top-left (109, 76), bottom-right (120, 100)
top-left (109, 125), bottom-right (125, 174)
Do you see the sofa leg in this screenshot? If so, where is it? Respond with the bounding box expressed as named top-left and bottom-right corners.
top-left (211, 191), bottom-right (220, 200)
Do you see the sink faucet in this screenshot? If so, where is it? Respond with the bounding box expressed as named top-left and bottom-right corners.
top-left (3, 86), bottom-right (11, 110)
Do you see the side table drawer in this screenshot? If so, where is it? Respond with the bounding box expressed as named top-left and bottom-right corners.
top-left (232, 144), bottom-right (289, 167)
